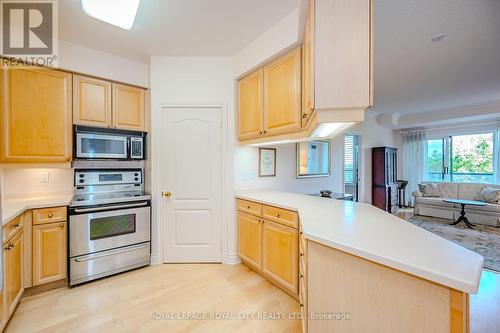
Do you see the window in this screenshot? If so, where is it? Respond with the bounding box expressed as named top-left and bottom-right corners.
top-left (426, 132), bottom-right (494, 183)
top-left (343, 134), bottom-right (360, 201)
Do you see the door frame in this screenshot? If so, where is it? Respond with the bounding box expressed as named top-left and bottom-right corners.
top-left (151, 103), bottom-right (236, 265)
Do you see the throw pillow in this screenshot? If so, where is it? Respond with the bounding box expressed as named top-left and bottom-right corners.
top-left (418, 183), bottom-right (441, 197)
top-left (475, 187), bottom-right (500, 203)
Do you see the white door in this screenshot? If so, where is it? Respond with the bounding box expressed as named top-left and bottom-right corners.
top-left (161, 107), bottom-right (222, 262)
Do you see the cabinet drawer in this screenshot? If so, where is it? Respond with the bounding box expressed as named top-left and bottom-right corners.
top-left (32, 207), bottom-right (67, 225)
top-left (237, 199), bottom-right (262, 216)
top-left (3, 214), bottom-right (24, 244)
top-left (262, 205), bottom-right (298, 229)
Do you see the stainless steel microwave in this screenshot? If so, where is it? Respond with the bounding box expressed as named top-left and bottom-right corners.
top-left (74, 126), bottom-right (145, 160)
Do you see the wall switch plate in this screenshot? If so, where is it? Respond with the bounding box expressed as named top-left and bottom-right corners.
top-left (40, 171), bottom-right (49, 182)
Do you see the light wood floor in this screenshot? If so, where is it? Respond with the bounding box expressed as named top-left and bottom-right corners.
top-left (5, 263), bottom-right (500, 333)
top-left (5, 264), bottom-right (301, 333)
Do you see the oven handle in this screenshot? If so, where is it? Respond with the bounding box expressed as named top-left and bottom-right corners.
top-left (74, 243), bottom-right (149, 262)
top-left (73, 201), bottom-right (149, 213)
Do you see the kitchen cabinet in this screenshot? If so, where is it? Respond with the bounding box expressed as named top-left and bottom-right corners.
top-left (237, 199), bottom-right (299, 298)
top-left (263, 47), bottom-right (302, 137)
top-left (302, 0), bottom-right (315, 127)
top-left (238, 212), bottom-right (263, 270)
top-left (32, 207), bottom-right (67, 286)
top-left (237, 47), bottom-right (301, 141)
top-left (2, 223), bottom-right (24, 326)
top-left (262, 220), bottom-right (299, 295)
top-left (0, 65), bottom-right (72, 162)
top-left (238, 69), bottom-right (264, 140)
top-left (73, 75), bottom-right (112, 128)
top-left (112, 83), bottom-right (146, 131)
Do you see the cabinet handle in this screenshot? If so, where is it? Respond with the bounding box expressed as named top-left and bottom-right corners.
top-left (59, 223), bottom-right (64, 228)
top-left (14, 223), bottom-right (19, 228)
top-left (302, 113), bottom-right (308, 119)
top-left (48, 213), bottom-right (54, 218)
top-left (259, 131), bottom-right (263, 135)
top-left (276, 213), bottom-right (280, 218)
top-left (300, 252), bottom-right (304, 257)
top-left (263, 130), bottom-right (267, 134)
top-left (300, 274), bottom-right (304, 279)
top-left (4, 246), bottom-right (10, 251)
top-left (247, 205), bottom-right (250, 209)
top-left (9, 244), bottom-right (14, 249)
top-left (300, 303), bottom-right (304, 308)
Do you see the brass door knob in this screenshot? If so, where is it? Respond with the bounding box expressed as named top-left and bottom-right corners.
top-left (162, 191), bottom-right (172, 197)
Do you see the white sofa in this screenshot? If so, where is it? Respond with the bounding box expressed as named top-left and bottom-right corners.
top-left (412, 182), bottom-right (500, 227)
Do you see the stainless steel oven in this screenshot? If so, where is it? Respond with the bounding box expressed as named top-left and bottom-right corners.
top-left (74, 126), bottom-right (145, 160)
top-left (69, 169), bottom-right (151, 286)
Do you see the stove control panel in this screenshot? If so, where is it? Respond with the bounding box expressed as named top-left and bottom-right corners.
top-left (75, 169), bottom-right (142, 186)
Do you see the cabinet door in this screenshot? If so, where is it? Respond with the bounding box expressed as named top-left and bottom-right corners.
top-left (263, 219), bottom-right (298, 295)
top-left (0, 65), bottom-right (72, 162)
top-left (33, 222), bottom-right (67, 286)
top-left (6, 231), bottom-right (23, 314)
top-left (73, 75), bottom-right (112, 128)
top-left (112, 83), bottom-right (145, 131)
top-left (263, 48), bottom-right (302, 136)
top-left (238, 69), bottom-right (264, 140)
top-left (238, 212), bottom-right (263, 270)
top-left (302, 0), bottom-right (315, 127)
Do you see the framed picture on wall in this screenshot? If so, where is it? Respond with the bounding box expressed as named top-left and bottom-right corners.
top-left (259, 148), bottom-right (276, 177)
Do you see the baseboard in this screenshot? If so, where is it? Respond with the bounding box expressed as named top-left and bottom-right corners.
top-left (24, 279), bottom-right (67, 297)
top-left (223, 254), bottom-right (241, 265)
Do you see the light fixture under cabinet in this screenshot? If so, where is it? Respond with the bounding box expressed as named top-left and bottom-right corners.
top-left (81, 0), bottom-right (141, 30)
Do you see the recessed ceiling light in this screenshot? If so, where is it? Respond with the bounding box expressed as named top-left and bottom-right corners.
top-left (81, 0), bottom-right (141, 30)
top-left (431, 34), bottom-right (448, 42)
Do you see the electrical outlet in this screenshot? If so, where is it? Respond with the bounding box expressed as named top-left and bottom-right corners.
top-left (40, 171), bottom-right (49, 182)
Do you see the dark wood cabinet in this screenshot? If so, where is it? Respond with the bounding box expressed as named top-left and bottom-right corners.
top-left (372, 147), bottom-right (398, 213)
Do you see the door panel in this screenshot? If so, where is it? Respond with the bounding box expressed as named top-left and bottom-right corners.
top-left (263, 220), bottom-right (298, 294)
top-left (7, 231), bottom-right (23, 313)
top-left (112, 83), bottom-right (145, 131)
top-left (263, 48), bottom-right (302, 136)
top-left (163, 107), bottom-right (222, 262)
top-left (238, 212), bottom-right (263, 269)
top-left (73, 75), bottom-right (112, 128)
top-left (0, 66), bottom-right (72, 162)
top-left (33, 222), bottom-right (66, 286)
top-left (238, 69), bottom-right (264, 140)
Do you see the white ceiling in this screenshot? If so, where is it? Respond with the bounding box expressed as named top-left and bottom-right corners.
top-left (373, 0), bottom-right (500, 116)
top-left (59, 0), bottom-right (299, 62)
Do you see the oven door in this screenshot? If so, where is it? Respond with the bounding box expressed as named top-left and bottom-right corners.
top-left (76, 132), bottom-right (128, 159)
top-left (69, 201), bottom-right (150, 257)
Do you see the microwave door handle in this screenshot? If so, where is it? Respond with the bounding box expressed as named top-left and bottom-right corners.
top-left (73, 201), bottom-right (148, 213)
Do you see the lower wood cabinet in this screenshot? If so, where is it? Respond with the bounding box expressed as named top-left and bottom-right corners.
top-left (263, 220), bottom-right (298, 295)
top-left (2, 227), bottom-right (24, 331)
top-left (32, 222), bottom-right (67, 286)
top-left (237, 199), bottom-right (299, 298)
top-left (238, 212), bottom-right (263, 270)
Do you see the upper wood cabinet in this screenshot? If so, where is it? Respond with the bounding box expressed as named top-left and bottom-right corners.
top-left (112, 83), bottom-right (145, 131)
top-left (263, 48), bottom-right (302, 136)
top-left (302, 0), bottom-right (315, 127)
top-left (314, 0), bottom-right (373, 110)
top-left (0, 65), bottom-right (72, 162)
top-left (238, 69), bottom-right (264, 140)
top-left (32, 222), bottom-right (67, 286)
top-left (73, 76), bottom-right (147, 131)
top-left (73, 75), bottom-right (112, 128)
top-left (237, 47), bottom-right (302, 141)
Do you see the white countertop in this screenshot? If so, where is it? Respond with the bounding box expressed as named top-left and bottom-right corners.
top-left (236, 191), bottom-right (484, 294)
top-left (1, 193), bottom-right (73, 225)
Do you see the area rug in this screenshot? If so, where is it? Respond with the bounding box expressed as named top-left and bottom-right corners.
top-left (407, 215), bottom-right (500, 272)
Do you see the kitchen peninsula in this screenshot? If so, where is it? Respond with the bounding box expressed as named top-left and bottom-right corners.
top-left (236, 191), bottom-right (483, 333)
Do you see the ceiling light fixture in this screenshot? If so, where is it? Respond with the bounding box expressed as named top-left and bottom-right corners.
top-left (431, 34), bottom-right (448, 42)
top-left (81, 0), bottom-right (141, 30)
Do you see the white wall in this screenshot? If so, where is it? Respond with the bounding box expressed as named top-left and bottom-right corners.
top-left (59, 40), bottom-right (150, 87)
top-left (1, 168), bottom-right (73, 198)
top-left (149, 56), bottom-right (236, 264)
top-left (235, 113), bottom-right (397, 203)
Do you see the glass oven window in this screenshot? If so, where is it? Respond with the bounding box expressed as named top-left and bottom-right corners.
top-left (82, 138), bottom-right (125, 155)
top-left (90, 214), bottom-right (136, 240)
